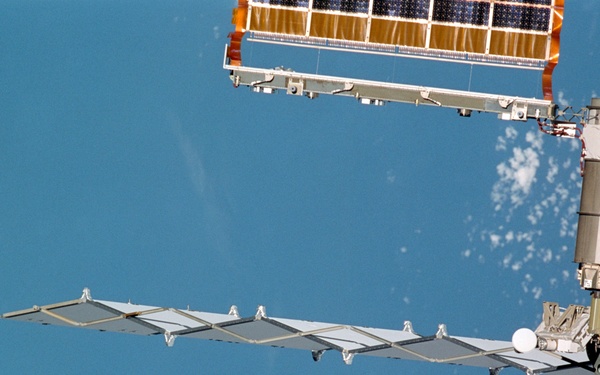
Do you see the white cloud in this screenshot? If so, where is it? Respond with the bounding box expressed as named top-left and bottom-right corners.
top-left (465, 125), bottom-right (582, 303)
top-left (495, 126), bottom-right (518, 151)
top-left (555, 183), bottom-right (569, 201)
top-left (506, 126), bottom-right (518, 140)
top-left (492, 132), bottom-right (544, 211)
top-left (570, 171), bottom-right (579, 181)
top-left (526, 243), bottom-right (535, 253)
top-left (387, 169), bottom-right (396, 184)
top-left (570, 138), bottom-right (580, 152)
top-left (516, 231), bottom-right (535, 243)
top-left (496, 137), bottom-right (507, 152)
top-left (493, 146), bottom-right (540, 210)
top-left (546, 157), bottom-right (559, 183)
top-left (526, 131), bottom-right (543, 151)
top-left (556, 90), bottom-right (570, 107)
top-left (541, 248), bottom-right (553, 263)
top-left (527, 204), bottom-right (543, 225)
top-left (490, 234), bottom-right (502, 249)
top-left (532, 286), bottom-right (543, 300)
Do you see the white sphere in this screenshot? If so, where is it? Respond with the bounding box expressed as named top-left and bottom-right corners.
top-left (512, 328), bottom-right (537, 353)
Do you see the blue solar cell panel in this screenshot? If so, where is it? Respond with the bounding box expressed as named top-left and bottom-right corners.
top-left (372, 0), bottom-right (430, 19)
top-left (253, 0), bottom-right (309, 6)
top-left (313, 0), bottom-right (370, 13)
top-left (432, 0), bottom-right (490, 26)
top-left (496, 0), bottom-right (551, 5)
top-left (492, 4), bottom-right (551, 32)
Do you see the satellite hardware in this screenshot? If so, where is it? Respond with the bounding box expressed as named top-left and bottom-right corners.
top-left (225, 0), bottom-right (564, 119)
top-left (1, 288), bottom-right (593, 374)
top-left (3, 1), bottom-right (600, 374)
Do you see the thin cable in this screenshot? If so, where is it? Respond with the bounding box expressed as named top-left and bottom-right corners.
top-left (468, 64), bottom-right (473, 91)
top-left (316, 48), bottom-right (321, 75)
top-left (249, 40), bottom-right (254, 66)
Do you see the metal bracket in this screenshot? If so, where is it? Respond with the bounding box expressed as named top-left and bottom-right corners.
top-left (499, 98), bottom-right (514, 109)
top-left (312, 349), bottom-right (325, 362)
top-left (228, 305), bottom-right (240, 318)
top-left (436, 324), bottom-right (448, 338)
top-left (420, 90), bottom-right (441, 106)
top-left (359, 98), bottom-right (385, 106)
top-left (251, 73), bottom-right (274, 87)
top-left (542, 303), bottom-right (585, 332)
top-left (332, 82), bottom-right (354, 95)
top-left (578, 265), bottom-right (600, 290)
top-left (287, 79), bottom-right (304, 96)
top-left (458, 108), bottom-right (472, 117)
top-left (403, 320), bottom-right (415, 334)
top-left (511, 102), bottom-right (528, 121)
top-left (535, 302), bottom-right (591, 353)
top-left (255, 305), bottom-right (267, 320)
top-left (80, 288), bottom-right (93, 302)
top-left (164, 332), bottom-right (176, 347)
top-left (342, 351), bottom-right (354, 365)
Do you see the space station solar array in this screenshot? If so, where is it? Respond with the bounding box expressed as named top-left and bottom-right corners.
top-left (243, 0), bottom-right (560, 64)
top-left (253, 0), bottom-right (552, 33)
top-left (226, 0), bottom-right (563, 101)
top-left (1, 289), bottom-right (593, 374)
